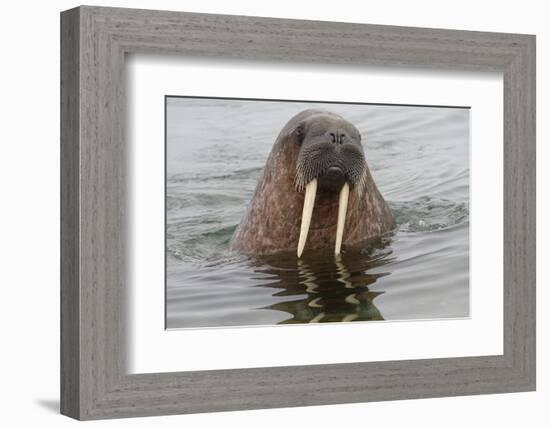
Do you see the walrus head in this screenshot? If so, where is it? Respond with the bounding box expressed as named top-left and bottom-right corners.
top-left (230, 108), bottom-right (395, 258)
top-left (290, 111), bottom-right (367, 257)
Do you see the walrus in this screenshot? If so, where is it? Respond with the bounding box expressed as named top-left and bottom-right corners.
top-left (230, 109), bottom-right (395, 257)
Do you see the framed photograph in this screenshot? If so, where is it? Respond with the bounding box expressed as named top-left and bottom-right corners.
top-left (164, 96), bottom-right (470, 329)
top-left (60, 6), bottom-right (535, 420)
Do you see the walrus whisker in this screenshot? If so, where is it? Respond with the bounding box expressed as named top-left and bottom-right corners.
top-left (297, 179), bottom-right (317, 258)
top-left (335, 182), bottom-right (350, 256)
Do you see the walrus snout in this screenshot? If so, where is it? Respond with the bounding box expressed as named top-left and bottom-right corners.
top-left (294, 141), bottom-right (366, 193)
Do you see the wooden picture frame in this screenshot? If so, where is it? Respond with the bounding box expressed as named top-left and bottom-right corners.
top-left (60, 5), bottom-right (536, 420)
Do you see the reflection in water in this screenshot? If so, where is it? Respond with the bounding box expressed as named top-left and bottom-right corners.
top-left (250, 238), bottom-right (392, 324)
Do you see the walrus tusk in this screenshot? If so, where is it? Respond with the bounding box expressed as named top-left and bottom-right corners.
top-left (334, 182), bottom-right (350, 256)
top-left (297, 179), bottom-right (318, 258)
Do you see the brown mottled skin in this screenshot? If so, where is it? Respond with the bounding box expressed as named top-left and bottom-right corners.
top-left (230, 109), bottom-right (395, 255)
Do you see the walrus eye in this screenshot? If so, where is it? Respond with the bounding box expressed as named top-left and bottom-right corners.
top-left (293, 122), bottom-right (305, 144)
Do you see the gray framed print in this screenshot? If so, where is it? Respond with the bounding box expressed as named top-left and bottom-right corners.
top-left (60, 5), bottom-right (536, 420)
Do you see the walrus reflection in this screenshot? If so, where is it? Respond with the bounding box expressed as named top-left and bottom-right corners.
top-left (250, 241), bottom-right (392, 324)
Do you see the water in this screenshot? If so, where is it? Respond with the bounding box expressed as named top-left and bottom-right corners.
top-left (166, 97), bottom-right (470, 328)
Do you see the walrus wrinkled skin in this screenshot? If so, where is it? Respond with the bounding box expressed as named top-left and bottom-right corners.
top-left (230, 109), bottom-right (395, 256)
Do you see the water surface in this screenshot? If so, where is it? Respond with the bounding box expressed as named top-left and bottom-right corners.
top-left (166, 97), bottom-right (469, 328)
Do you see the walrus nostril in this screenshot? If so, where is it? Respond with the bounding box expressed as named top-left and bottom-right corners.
top-left (329, 132), bottom-right (346, 144)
